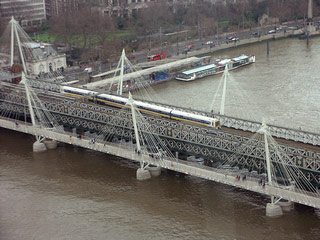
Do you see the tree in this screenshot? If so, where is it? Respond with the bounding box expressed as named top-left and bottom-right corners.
top-left (50, 4), bottom-right (116, 61)
top-left (0, 6), bottom-right (6, 36)
top-left (135, 0), bottom-right (174, 34)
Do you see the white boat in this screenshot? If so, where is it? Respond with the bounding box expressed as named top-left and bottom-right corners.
top-left (175, 55), bottom-right (255, 81)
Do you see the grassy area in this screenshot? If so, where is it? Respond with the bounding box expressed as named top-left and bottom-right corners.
top-left (30, 32), bottom-right (57, 42)
top-left (105, 29), bottom-right (135, 41)
top-left (115, 29), bottom-right (134, 38)
top-left (30, 29), bottom-right (134, 46)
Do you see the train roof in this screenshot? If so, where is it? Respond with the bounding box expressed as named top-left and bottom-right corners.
top-left (97, 93), bottom-right (128, 103)
top-left (172, 109), bottom-right (215, 121)
top-left (136, 100), bottom-right (172, 112)
top-left (62, 86), bottom-right (98, 95)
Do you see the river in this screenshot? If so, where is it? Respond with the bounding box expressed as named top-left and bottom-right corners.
top-left (1, 38), bottom-right (320, 240)
top-left (149, 38), bottom-right (320, 134)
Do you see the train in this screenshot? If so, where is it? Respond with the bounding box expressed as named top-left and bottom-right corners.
top-left (60, 86), bottom-right (221, 129)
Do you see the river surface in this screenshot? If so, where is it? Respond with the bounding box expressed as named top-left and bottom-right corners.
top-left (149, 38), bottom-right (320, 134)
top-left (1, 38), bottom-right (320, 240)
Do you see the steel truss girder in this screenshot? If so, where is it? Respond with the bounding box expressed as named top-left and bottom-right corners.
top-left (4, 79), bottom-right (320, 146)
top-left (1, 90), bottom-right (320, 177)
top-left (216, 114), bottom-right (320, 146)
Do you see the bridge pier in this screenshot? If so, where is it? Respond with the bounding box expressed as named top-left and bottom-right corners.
top-left (266, 203), bottom-right (283, 217)
top-left (136, 168), bottom-right (151, 180)
top-left (43, 139), bottom-right (58, 150)
top-left (276, 200), bottom-right (294, 212)
top-left (33, 140), bottom-right (47, 152)
top-left (146, 165), bottom-right (161, 177)
top-left (315, 208), bottom-right (320, 217)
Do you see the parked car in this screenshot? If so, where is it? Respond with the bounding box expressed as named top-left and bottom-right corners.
top-left (288, 26), bottom-right (297, 30)
top-left (268, 29), bottom-right (276, 34)
top-left (187, 45), bottom-right (194, 50)
top-left (206, 40), bottom-right (214, 45)
top-left (84, 67), bottom-right (92, 73)
top-left (182, 48), bottom-right (190, 54)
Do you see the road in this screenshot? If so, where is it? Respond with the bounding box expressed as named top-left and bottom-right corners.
top-left (63, 19), bottom-right (306, 77)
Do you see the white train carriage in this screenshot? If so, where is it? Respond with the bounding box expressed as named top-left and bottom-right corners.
top-left (61, 86), bottom-right (98, 99)
top-left (96, 93), bottom-right (128, 107)
top-left (171, 109), bottom-right (220, 128)
top-left (135, 101), bottom-right (172, 117)
top-left (60, 86), bottom-right (220, 129)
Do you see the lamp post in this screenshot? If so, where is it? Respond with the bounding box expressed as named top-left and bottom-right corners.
top-left (165, 30), bottom-right (188, 56)
top-left (216, 22), bottom-right (219, 45)
top-left (149, 32), bottom-right (151, 52)
top-left (159, 27), bottom-right (162, 53)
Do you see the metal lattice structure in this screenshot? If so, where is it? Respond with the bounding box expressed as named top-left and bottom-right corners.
top-left (1, 84), bottom-right (320, 185)
top-left (23, 78), bottom-right (320, 147)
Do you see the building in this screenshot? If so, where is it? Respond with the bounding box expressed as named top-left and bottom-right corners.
top-left (45, 0), bottom-right (78, 19)
top-left (101, 0), bottom-right (195, 17)
top-left (24, 42), bottom-right (67, 76)
top-left (0, 0), bottom-right (46, 28)
top-left (44, 0), bottom-right (224, 19)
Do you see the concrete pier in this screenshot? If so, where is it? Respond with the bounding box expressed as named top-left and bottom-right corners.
top-left (147, 165), bottom-right (161, 177)
top-left (136, 168), bottom-right (151, 180)
top-left (276, 200), bottom-right (293, 212)
top-left (266, 203), bottom-right (283, 217)
top-left (33, 140), bottom-right (47, 152)
top-left (43, 139), bottom-right (58, 149)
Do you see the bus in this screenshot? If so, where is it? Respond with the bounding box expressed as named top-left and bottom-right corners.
top-left (147, 52), bottom-right (166, 62)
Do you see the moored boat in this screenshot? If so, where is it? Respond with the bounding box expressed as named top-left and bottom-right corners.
top-left (175, 55), bottom-right (255, 81)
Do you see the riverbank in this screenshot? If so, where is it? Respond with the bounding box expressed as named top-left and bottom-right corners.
top-left (182, 29), bottom-right (305, 59)
top-left (135, 28), bottom-right (306, 69)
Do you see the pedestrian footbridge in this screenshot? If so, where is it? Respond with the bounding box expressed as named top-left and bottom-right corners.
top-left (1, 117), bottom-right (320, 212)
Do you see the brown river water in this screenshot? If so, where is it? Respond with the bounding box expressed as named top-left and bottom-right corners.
top-left (1, 38), bottom-right (320, 240)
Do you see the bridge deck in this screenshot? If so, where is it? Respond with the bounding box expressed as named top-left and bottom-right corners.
top-left (8, 80), bottom-right (320, 147)
top-left (1, 117), bottom-right (319, 209)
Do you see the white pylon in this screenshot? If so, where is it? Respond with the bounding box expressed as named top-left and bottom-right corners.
top-left (117, 49), bottom-right (126, 95)
top-left (10, 17), bottom-right (15, 66)
top-left (220, 64), bottom-right (229, 115)
top-left (257, 119), bottom-right (274, 203)
top-left (10, 16), bottom-right (27, 73)
top-left (127, 92), bottom-right (141, 153)
top-left (127, 92), bottom-right (148, 170)
top-left (20, 72), bottom-right (42, 142)
top-left (20, 72), bottom-right (36, 126)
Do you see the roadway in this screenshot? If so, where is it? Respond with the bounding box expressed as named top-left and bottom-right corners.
top-left (62, 20), bottom-right (307, 77)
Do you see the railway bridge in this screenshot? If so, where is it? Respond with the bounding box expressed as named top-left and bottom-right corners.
top-left (1, 82), bottom-right (320, 217)
top-left (1, 81), bottom-right (320, 187)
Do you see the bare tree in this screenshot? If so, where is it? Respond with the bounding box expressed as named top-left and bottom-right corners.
top-left (135, 0), bottom-right (173, 34)
top-left (50, 3), bottom-right (117, 62)
top-left (0, 6), bottom-right (6, 36)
